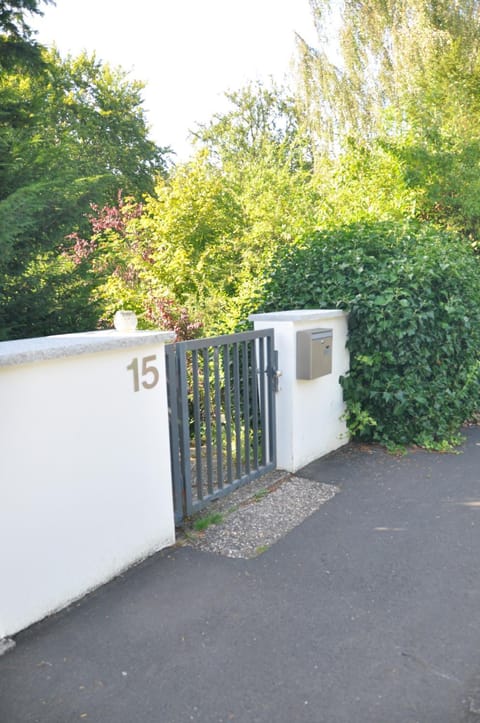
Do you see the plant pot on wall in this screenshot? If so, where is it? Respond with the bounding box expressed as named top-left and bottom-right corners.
top-left (113, 310), bottom-right (138, 332)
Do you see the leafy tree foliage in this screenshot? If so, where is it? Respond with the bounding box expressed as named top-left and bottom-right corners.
top-left (1, 48), bottom-right (167, 202)
top-left (0, 46), bottom-right (169, 340)
top-left (298, 0), bottom-right (480, 147)
top-left (194, 82), bottom-right (311, 169)
top-left (0, 0), bottom-right (53, 69)
top-left (296, 0), bottom-right (480, 237)
top-left (0, 0), bottom-right (50, 37)
top-left (64, 85), bottom-right (320, 336)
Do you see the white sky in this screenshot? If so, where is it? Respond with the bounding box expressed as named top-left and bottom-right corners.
top-left (32, 0), bottom-right (318, 160)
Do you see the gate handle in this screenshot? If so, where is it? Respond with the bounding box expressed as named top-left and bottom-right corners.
top-left (273, 368), bottom-right (282, 392)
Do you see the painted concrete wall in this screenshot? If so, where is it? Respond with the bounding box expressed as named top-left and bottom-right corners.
top-left (250, 310), bottom-right (350, 472)
top-left (0, 330), bottom-right (176, 638)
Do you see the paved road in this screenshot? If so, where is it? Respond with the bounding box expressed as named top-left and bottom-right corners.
top-left (2, 427), bottom-right (480, 722)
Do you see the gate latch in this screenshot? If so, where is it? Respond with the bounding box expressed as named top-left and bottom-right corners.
top-left (273, 368), bottom-right (282, 393)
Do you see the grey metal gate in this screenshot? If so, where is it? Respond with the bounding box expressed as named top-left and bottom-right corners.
top-left (165, 329), bottom-right (277, 524)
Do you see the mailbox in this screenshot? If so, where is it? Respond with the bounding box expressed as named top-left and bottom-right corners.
top-left (296, 328), bottom-right (332, 380)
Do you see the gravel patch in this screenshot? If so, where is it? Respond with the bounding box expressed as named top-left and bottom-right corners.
top-left (181, 473), bottom-right (339, 558)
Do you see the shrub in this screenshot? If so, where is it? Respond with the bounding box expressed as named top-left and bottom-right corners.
top-left (260, 221), bottom-right (480, 447)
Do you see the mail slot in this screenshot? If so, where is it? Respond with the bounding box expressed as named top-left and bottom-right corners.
top-left (296, 328), bottom-right (333, 379)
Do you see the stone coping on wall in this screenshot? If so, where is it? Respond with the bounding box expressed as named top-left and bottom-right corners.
top-left (249, 309), bottom-right (348, 323)
top-left (0, 330), bottom-right (176, 367)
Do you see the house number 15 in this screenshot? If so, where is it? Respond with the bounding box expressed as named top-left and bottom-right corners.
top-left (127, 355), bottom-right (160, 392)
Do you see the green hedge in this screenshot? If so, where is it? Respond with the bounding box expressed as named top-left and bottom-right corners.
top-left (261, 222), bottom-right (480, 447)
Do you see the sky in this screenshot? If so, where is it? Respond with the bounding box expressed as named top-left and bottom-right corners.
top-left (32, 0), bottom-right (318, 160)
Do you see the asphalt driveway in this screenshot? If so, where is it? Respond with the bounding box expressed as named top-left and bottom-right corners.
top-left (1, 426), bottom-right (480, 723)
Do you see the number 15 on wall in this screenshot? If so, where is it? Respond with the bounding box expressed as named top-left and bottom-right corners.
top-left (126, 355), bottom-right (160, 392)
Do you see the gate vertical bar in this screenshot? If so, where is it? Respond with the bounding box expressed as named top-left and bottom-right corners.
top-left (223, 343), bottom-right (233, 485)
top-left (242, 339), bottom-right (251, 475)
top-left (191, 349), bottom-right (203, 502)
top-left (165, 344), bottom-right (184, 524)
top-left (233, 342), bottom-right (242, 479)
top-left (250, 338), bottom-right (259, 470)
top-left (258, 336), bottom-right (267, 466)
top-left (177, 344), bottom-right (193, 517)
top-left (202, 347), bottom-right (214, 495)
top-left (267, 342), bottom-right (277, 466)
top-left (213, 346), bottom-right (224, 489)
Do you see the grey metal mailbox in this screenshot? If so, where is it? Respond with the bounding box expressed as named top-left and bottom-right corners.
top-left (296, 328), bottom-right (333, 380)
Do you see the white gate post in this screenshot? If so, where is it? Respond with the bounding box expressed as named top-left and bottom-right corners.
top-left (249, 310), bottom-right (350, 472)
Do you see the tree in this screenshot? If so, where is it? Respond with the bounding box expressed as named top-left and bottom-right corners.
top-left (1, 48), bottom-right (168, 202)
top-left (296, 0), bottom-right (480, 237)
top-left (194, 81), bottom-right (311, 168)
top-left (58, 84), bottom-right (322, 336)
top-left (0, 0), bottom-right (51, 37)
top-left (0, 46), bottom-right (170, 340)
top-left (0, 0), bottom-right (53, 69)
top-left (143, 85), bottom-right (320, 333)
top-left (298, 0), bottom-right (480, 148)
top-left (61, 154), bottom-right (246, 335)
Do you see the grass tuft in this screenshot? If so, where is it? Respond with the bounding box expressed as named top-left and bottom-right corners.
top-left (193, 512), bottom-right (224, 532)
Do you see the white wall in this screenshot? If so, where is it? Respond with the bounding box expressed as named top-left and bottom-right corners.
top-left (0, 330), bottom-right (176, 637)
top-left (250, 310), bottom-right (350, 472)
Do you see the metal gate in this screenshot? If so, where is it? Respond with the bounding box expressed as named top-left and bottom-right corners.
top-left (165, 329), bottom-right (277, 524)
